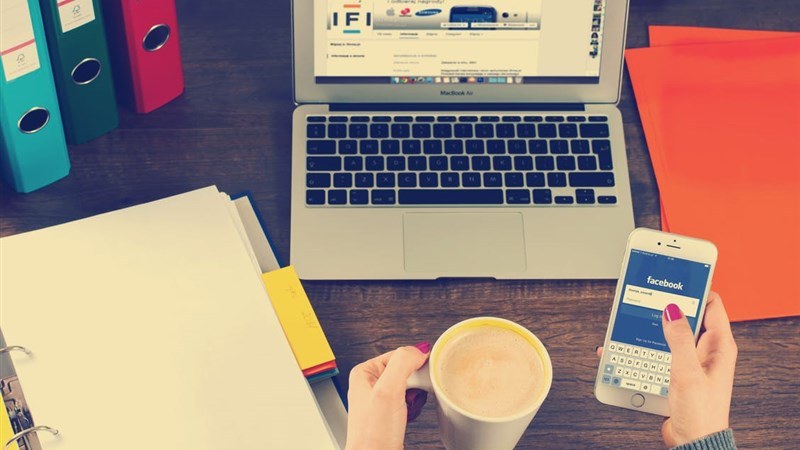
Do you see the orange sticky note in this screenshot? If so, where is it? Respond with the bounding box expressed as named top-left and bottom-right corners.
top-left (626, 33), bottom-right (800, 322)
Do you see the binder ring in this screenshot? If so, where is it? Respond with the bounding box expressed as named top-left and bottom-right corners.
top-left (0, 346), bottom-right (32, 356)
top-left (16, 107), bottom-right (50, 134)
top-left (4, 426), bottom-right (59, 449)
top-left (143, 24), bottom-right (171, 52)
top-left (71, 58), bottom-right (102, 85)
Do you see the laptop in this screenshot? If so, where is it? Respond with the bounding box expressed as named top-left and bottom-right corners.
top-left (290, 0), bottom-right (634, 280)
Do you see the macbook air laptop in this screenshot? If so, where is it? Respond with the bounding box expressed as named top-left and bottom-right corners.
top-left (290, 0), bottom-right (634, 279)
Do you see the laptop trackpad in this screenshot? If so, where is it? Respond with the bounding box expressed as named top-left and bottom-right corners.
top-left (403, 213), bottom-right (527, 274)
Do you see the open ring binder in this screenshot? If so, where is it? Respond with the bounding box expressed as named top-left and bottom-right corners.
top-left (4, 426), bottom-right (59, 450)
top-left (0, 347), bottom-right (32, 356)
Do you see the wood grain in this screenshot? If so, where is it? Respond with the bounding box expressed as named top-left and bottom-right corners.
top-left (1, 0), bottom-right (798, 448)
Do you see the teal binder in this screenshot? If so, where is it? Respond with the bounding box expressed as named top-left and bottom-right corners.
top-left (37, 0), bottom-right (118, 144)
top-left (0, 0), bottom-right (70, 193)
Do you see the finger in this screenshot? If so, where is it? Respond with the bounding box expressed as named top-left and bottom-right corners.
top-left (349, 349), bottom-right (395, 389)
top-left (596, 346), bottom-right (603, 358)
top-left (696, 292), bottom-right (738, 374)
top-left (374, 345), bottom-right (430, 395)
top-left (662, 303), bottom-right (702, 376)
top-left (701, 292), bottom-right (734, 339)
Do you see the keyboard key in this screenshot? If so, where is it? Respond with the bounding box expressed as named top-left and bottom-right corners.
top-left (401, 140), bottom-right (420, 155)
top-left (569, 172), bottom-right (615, 187)
top-left (514, 156), bottom-right (533, 171)
top-left (475, 124), bottom-right (494, 137)
top-left (355, 173), bottom-right (373, 187)
top-left (328, 124), bottom-right (347, 138)
top-left (545, 116), bottom-right (564, 122)
top-left (307, 156), bottom-right (341, 171)
top-left (423, 140), bottom-right (443, 154)
top-left (578, 156), bottom-right (597, 171)
top-left (580, 123), bottom-right (610, 137)
top-left (430, 156), bottom-right (448, 171)
top-left (523, 116), bottom-right (543, 122)
top-left (370, 124), bottom-right (389, 138)
top-left (339, 140), bottom-right (358, 155)
top-left (558, 123), bottom-right (578, 138)
top-left (377, 173), bottom-right (396, 187)
top-left (538, 123), bottom-right (557, 138)
top-left (547, 172), bottom-right (567, 187)
top-left (344, 156), bottom-right (363, 171)
top-left (408, 156), bottom-right (427, 171)
top-left (371, 190), bottom-right (396, 205)
top-left (365, 156), bottom-right (385, 171)
top-left (466, 140), bottom-right (485, 154)
top-left (517, 124), bottom-right (536, 138)
top-left (328, 190), bottom-right (347, 205)
top-left (508, 140), bottom-right (527, 154)
top-left (504, 173), bottom-right (524, 187)
top-left (496, 124), bottom-right (515, 138)
top-left (483, 172), bottom-right (502, 187)
top-left (571, 139), bottom-right (591, 154)
top-left (550, 140), bottom-right (569, 154)
top-left (598, 195), bottom-right (617, 204)
top-left (592, 140), bottom-right (614, 170)
top-left (379, 140), bottom-right (399, 154)
top-left (349, 124), bottom-right (368, 138)
top-left (398, 173), bottom-right (417, 187)
top-left (350, 189), bottom-right (369, 205)
top-left (416, 116), bottom-right (435, 122)
top-left (462, 172), bottom-right (481, 187)
top-left (589, 116), bottom-right (608, 122)
top-left (329, 116), bottom-right (348, 123)
top-left (493, 156), bottom-right (512, 171)
top-left (307, 124), bottom-right (326, 138)
top-left (373, 116), bottom-right (391, 122)
top-left (454, 124), bottom-right (474, 138)
top-left (487, 140), bottom-right (506, 154)
top-left (307, 140), bottom-right (336, 155)
top-left (307, 116), bottom-right (325, 123)
top-left (557, 156), bottom-right (576, 171)
top-left (472, 156), bottom-right (491, 171)
top-left (529, 139), bottom-right (548, 154)
top-left (387, 156), bottom-right (405, 171)
top-left (412, 124), bottom-right (432, 138)
top-left (533, 189), bottom-right (553, 204)
top-left (459, 116), bottom-right (478, 122)
top-left (502, 116), bottom-right (521, 122)
top-left (555, 196), bottom-right (574, 204)
top-left (391, 123), bottom-right (410, 138)
top-left (333, 173), bottom-right (352, 188)
top-left (480, 116), bottom-right (500, 122)
top-left (451, 156), bottom-right (469, 171)
top-left (307, 190), bottom-right (325, 205)
top-left (506, 189), bottom-right (531, 204)
top-left (306, 173), bottom-right (331, 188)
top-left (441, 172), bottom-right (460, 187)
top-left (394, 116), bottom-right (413, 122)
top-left (567, 116), bottom-right (586, 122)
top-left (576, 189), bottom-right (596, 204)
top-left (433, 124), bottom-right (452, 138)
top-left (419, 172), bottom-right (438, 187)
top-left (445, 140), bottom-right (464, 154)
top-left (399, 189), bottom-right (503, 205)
top-left (437, 116), bottom-right (457, 122)
top-left (535, 155), bottom-right (555, 171)
top-left (592, 139), bottom-right (611, 152)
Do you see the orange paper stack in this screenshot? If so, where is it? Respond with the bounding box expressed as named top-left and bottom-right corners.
top-left (625, 26), bottom-right (800, 322)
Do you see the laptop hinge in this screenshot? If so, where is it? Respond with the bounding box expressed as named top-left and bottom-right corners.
top-left (329, 103), bottom-right (585, 112)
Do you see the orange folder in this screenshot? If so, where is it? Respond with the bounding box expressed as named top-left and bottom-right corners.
top-left (626, 29), bottom-right (800, 322)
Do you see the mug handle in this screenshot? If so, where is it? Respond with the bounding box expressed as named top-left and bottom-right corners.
top-left (407, 362), bottom-right (434, 391)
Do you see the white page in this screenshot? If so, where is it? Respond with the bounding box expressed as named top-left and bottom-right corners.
top-left (0, 186), bottom-right (337, 450)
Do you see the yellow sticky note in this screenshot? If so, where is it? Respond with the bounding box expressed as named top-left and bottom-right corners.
top-left (262, 266), bottom-right (335, 371)
top-left (1, 403), bottom-right (19, 450)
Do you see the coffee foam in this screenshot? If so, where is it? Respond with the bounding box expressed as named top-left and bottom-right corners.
top-left (434, 326), bottom-right (545, 418)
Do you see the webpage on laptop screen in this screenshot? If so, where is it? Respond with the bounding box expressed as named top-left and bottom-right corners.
top-left (313, 0), bottom-right (606, 84)
top-left (611, 250), bottom-right (711, 352)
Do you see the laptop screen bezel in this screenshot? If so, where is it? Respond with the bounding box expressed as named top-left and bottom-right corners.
top-left (292, 0), bottom-right (629, 105)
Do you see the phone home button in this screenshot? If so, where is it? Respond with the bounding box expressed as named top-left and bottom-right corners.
top-left (631, 393), bottom-right (645, 408)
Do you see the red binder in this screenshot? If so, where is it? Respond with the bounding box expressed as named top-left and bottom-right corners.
top-left (102, 0), bottom-right (184, 113)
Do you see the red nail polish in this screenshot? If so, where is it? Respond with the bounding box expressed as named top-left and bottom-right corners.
top-left (414, 342), bottom-right (431, 353)
top-left (664, 303), bottom-right (683, 322)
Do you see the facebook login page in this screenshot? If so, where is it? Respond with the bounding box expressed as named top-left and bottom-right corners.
top-left (611, 250), bottom-right (712, 352)
top-left (314, 0), bottom-right (606, 84)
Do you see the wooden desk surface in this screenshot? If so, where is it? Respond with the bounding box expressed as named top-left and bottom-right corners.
top-left (1, 1), bottom-right (798, 448)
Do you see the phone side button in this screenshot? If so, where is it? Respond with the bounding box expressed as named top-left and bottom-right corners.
top-left (631, 393), bottom-right (645, 408)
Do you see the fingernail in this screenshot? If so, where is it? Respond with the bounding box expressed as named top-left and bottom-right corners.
top-left (664, 303), bottom-right (683, 322)
top-left (414, 342), bottom-right (431, 354)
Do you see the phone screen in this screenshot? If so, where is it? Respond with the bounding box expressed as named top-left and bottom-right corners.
top-left (602, 249), bottom-right (711, 396)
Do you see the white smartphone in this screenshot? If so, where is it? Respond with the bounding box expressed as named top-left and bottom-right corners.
top-left (594, 228), bottom-right (717, 416)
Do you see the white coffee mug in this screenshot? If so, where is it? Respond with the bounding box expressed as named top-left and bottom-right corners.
top-left (407, 317), bottom-right (553, 450)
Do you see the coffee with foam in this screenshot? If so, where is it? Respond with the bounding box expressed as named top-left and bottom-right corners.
top-left (434, 325), bottom-right (545, 418)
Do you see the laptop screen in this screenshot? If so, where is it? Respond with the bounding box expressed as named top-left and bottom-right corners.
top-left (314, 0), bottom-right (606, 86)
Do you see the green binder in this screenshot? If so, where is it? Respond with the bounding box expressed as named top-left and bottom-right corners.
top-left (38, 0), bottom-right (118, 144)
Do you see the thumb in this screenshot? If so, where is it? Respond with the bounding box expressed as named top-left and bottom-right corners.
top-left (375, 344), bottom-right (431, 393)
top-left (662, 303), bottom-right (702, 375)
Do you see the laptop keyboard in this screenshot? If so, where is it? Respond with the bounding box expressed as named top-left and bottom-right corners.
top-left (304, 114), bottom-right (617, 206)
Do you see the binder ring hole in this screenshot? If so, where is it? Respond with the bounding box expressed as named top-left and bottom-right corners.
top-left (17, 108), bottom-right (50, 134)
top-left (71, 58), bottom-right (102, 85)
top-left (143, 24), bottom-right (171, 52)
